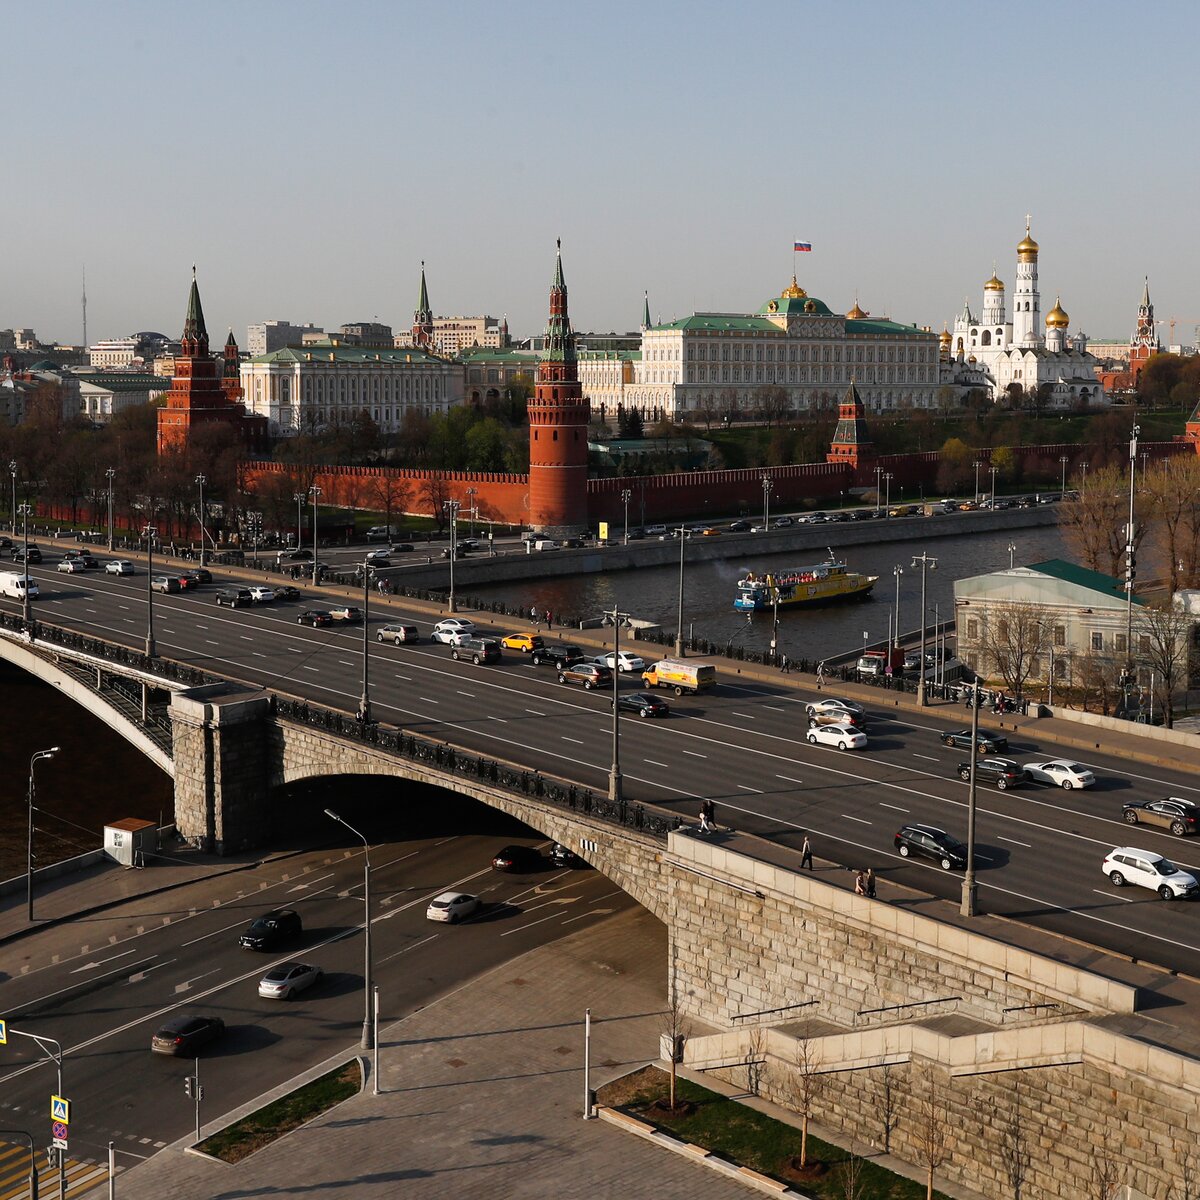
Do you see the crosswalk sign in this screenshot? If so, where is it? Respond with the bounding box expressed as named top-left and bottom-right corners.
top-left (0, 1018), bottom-right (6, 1044)
top-left (51, 1096), bottom-right (70, 1123)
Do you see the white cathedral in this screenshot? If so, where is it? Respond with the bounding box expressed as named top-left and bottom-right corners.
top-left (943, 219), bottom-right (1107, 408)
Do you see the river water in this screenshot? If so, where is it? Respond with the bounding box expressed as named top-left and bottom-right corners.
top-left (468, 524), bottom-right (1068, 661)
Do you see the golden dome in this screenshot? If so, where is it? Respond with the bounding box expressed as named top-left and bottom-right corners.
top-left (938, 326), bottom-right (952, 345)
top-left (1017, 218), bottom-right (1039, 261)
top-left (984, 271), bottom-right (1005, 291)
top-left (781, 275), bottom-right (807, 299)
top-left (846, 298), bottom-right (868, 319)
top-left (1046, 296), bottom-right (1069, 328)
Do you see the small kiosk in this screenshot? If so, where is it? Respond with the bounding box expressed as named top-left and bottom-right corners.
top-left (103, 818), bottom-right (157, 868)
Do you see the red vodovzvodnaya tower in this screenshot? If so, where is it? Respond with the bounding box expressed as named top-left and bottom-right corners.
top-left (528, 242), bottom-right (589, 536)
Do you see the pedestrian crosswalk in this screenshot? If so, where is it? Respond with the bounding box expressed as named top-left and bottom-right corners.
top-left (0, 1141), bottom-right (109, 1199)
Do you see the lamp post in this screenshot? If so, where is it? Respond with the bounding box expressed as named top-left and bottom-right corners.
top-left (1059, 455), bottom-right (1069, 498)
top-left (988, 465), bottom-right (998, 503)
top-left (293, 492), bottom-right (305, 549)
top-left (9, 459), bottom-right (16, 535)
top-left (960, 683), bottom-right (981, 917)
top-left (324, 809), bottom-right (373, 1049)
top-left (27, 745), bottom-right (60, 920)
top-left (1125, 425), bottom-right (1140, 702)
top-left (443, 499), bottom-right (460, 612)
top-left (195, 473), bottom-right (207, 567)
top-left (621, 488), bottom-right (632, 546)
top-left (972, 460), bottom-right (982, 506)
top-left (911, 553), bottom-right (937, 705)
top-left (0, 1130), bottom-right (35, 1200)
top-left (144, 524), bottom-right (158, 657)
top-left (1080, 461), bottom-right (1088, 494)
top-left (358, 561), bottom-right (373, 724)
top-left (105, 467), bottom-right (116, 551)
top-left (309, 485), bottom-right (322, 585)
top-left (18, 502), bottom-right (32, 628)
top-left (874, 465), bottom-right (883, 516)
top-left (1008, 541), bottom-right (1016, 570)
top-left (465, 487), bottom-right (477, 538)
top-left (892, 565), bottom-right (903, 656)
top-left (674, 524), bottom-right (689, 657)
top-left (606, 605), bottom-right (630, 806)
top-left (883, 472), bottom-right (893, 515)
top-left (761, 474), bottom-right (772, 531)
top-left (1141, 449), bottom-right (1150, 485)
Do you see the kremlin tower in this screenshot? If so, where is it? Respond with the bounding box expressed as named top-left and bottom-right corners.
top-left (1128, 277), bottom-right (1159, 383)
top-left (527, 242), bottom-right (589, 537)
top-left (411, 262), bottom-right (434, 350)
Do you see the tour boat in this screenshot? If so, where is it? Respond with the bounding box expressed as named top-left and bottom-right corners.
top-left (733, 557), bottom-right (878, 612)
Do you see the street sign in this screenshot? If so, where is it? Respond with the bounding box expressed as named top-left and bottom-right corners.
top-left (0, 1018), bottom-right (6, 1044)
top-left (51, 1095), bottom-right (70, 1123)
top-left (52, 1136), bottom-right (68, 1150)
top-left (52, 1121), bottom-right (68, 1141)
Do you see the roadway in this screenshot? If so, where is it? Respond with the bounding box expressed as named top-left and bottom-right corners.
top-left (7, 545), bottom-right (1200, 980)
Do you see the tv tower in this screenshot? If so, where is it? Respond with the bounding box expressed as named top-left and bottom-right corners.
top-left (81, 266), bottom-right (88, 351)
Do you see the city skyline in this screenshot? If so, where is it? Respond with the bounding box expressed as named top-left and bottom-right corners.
top-left (6, 0), bottom-right (1198, 346)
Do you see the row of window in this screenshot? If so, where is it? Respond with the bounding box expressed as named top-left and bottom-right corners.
top-left (677, 365), bottom-right (934, 386)
top-left (247, 371), bottom-right (445, 404)
top-left (645, 339), bottom-right (933, 366)
top-left (965, 617), bottom-right (1149, 656)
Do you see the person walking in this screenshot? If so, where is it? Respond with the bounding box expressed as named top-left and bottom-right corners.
top-left (546, 609), bottom-right (554, 630)
top-left (699, 798), bottom-right (716, 834)
top-left (816, 660), bottom-right (826, 690)
top-left (800, 834), bottom-right (813, 870)
top-left (854, 870), bottom-right (867, 896)
top-left (780, 653), bottom-right (790, 675)
top-left (865, 868), bottom-right (877, 899)
top-left (531, 604), bottom-right (540, 628)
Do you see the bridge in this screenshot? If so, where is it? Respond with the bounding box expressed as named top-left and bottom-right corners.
top-left (4, 579), bottom-right (1200, 1198)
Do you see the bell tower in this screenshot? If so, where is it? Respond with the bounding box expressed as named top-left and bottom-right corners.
top-left (411, 262), bottom-right (434, 350)
top-left (1012, 216), bottom-right (1042, 348)
top-left (1129, 277), bottom-right (1159, 383)
top-left (527, 241), bottom-right (589, 536)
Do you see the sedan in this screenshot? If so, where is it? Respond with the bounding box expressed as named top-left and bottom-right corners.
top-left (151, 1014), bottom-right (225, 1056)
top-left (806, 723), bottom-right (867, 751)
top-left (806, 697), bottom-right (865, 720)
top-left (492, 844), bottom-right (543, 873)
top-left (329, 606), bottom-right (363, 622)
top-left (377, 623), bottom-right (419, 644)
top-left (297, 609), bottom-right (333, 627)
top-left (258, 961), bottom-right (323, 1000)
top-left (185, 567), bottom-right (213, 584)
top-left (389, 542), bottom-right (415, 553)
top-left (105, 559), bottom-right (136, 575)
top-left (958, 758), bottom-right (1028, 789)
top-left (940, 729), bottom-right (1009, 754)
top-left (728, 520), bottom-right (751, 532)
top-left (615, 691), bottom-right (670, 718)
top-left (808, 708), bottom-right (865, 729)
top-left (248, 585), bottom-right (276, 603)
top-left (1123, 798), bottom-right (1200, 837)
top-left (426, 891), bottom-right (480, 923)
top-left (1022, 759), bottom-right (1095, 789)
top-left (597, 651), bottom-right (646, 673)
top-left (431, 618), bottom-right (476, 644)
top-left (894, 824), bottom-right (967, 871)
top-left (57, 558), bottom-right (88, 573)
top-left (365, 549), bottom-right (392, 563)
top-left (275, 585), bottom-right (302, 601)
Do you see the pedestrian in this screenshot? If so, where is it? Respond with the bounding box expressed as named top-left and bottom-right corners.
top-left (699, 798), bottom-right (715, 834)
top-left (800, 834), bottom-right (813, 870)
top-left (780, 653), bottom-right (790, 675)
top-left (547, 609), bottom-right (554, 630)
top-left (854, 870), bottom-right (867, 896)
top-left (865, 868), bottom-right (877, 899)
top-left (530, 604), bottom-right (538, 627)
top-left (816, 659), bottom-right (825, 689)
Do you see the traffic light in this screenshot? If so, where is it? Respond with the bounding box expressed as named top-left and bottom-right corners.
top-left (184, 1076), bottom-right (194, 1099)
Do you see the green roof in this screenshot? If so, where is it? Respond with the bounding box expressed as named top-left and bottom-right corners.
top-left (578, 349), bottom-right (641, 361)
top-left (758, 293), bottom-right (834, 317)
top-left (846, 318), bottom-right (933, 338)
top-left (81, 374), bottom-right (170, 391)
top-left (1029, 559), bottom-right (1147, 605)
top-left (456, 347), bottom-right (538, 365)
top-left (652, 313), bottom-right (779, 333)
top-left (251, 344), bottom-right (448, 366)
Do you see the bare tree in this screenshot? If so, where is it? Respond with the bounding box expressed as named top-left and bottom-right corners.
top-left (792, 1036), bottom-right (825, 1168)
top-left (744, 1028), bottom-right (766, 1097)
top-left (1061, 463), bottom-right (1151, 576)
top-left (1143, 456), bottom-right (1200, 593)
top-left (979, 599), bottom-right (1051, 699)
top-left (878, 1062), bottom-right (902, 1153)
top-left (1169, 1143), bottom-right (1200, 1200)
top-left (999, 1077), bottom-right (1031, 1200)
top-left (660, 940), bottom-right (691, 1111)
top-left (838, 1129), bottom-right (866, 1200)
top-left (1136, 600), bottom-right (1197, 728)
top-left (914, 1066), bottom-right (950, 1200)
top-left (1091, 1147), bottom-right (1121, 1200)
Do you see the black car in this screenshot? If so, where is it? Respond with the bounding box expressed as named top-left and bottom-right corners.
top-left (185, 567), bottom-right (213, 584)
top-left (551, 842), bottom-right (586, 868)
top-left (451, 636), bottom-right (501, 665)
top-left (275, 585), bottom-right (302, 601)
top-left (941, 729), bottom-right (1009, 754)
top-left (389, 542), bottom-right (415, 553)
top-left (894, 824), bottom-right (968, 871)
top-left (492, 844), bottom-right (543, 872)
top-left (151, 1013), bottom-right (226, 1056)
top-left (297, 609), bottom-right (333, 627)
top-left (215, 587), bottom-right (252, 607)
top-left (531, 642), bottom-right (587, 669)
top-left (13, 546), bottom-right (42, 563)
top-left (1123, 798), bottom-right (1200, 837)
top-left (239, 907), bottom-right (303, 950)
top-left (615, 691), bottom-right (670, 718)
top-left (957, 758), bottom-right (1028, 789)
top-left (728, 520), bottom-right (751, 532)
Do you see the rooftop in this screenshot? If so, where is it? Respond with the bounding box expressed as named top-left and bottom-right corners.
top-left (1028, 559), bottom-right (1148, 605)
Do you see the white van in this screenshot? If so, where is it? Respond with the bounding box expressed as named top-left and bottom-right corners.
top-left (534, 539), bottom-right (560, 552)
top-left (0, 571), bottom-right (38, 600)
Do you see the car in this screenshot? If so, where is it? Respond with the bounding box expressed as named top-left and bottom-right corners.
top-left (239, 907), bottom-right (303, 950)
top-left (215, 587), bottom-right (252, 607)
top-left (551, 842), bottom-right (586, 868)
top-left (799, 513), bottom-right (829, 524)
top-left (849, 509), bottom-right (875, 522)
top-left (805, 697), bottom-right (866, 721)
top-left (57, 558), bottom-right (88, 573)
top-left (459, 538), bottom-right (481, 552)
top-left (431, 618), bottom-right (477, 645)
top-left (903, 652), bottom-right (935, 671)
top-left (940, 729), bottom-right (1009, 754)
top-left (644, 524), bottom-right (667, 537)
top-left (151, 1014), bottom-right (226, 1056)
top-left (728, 520), bottom-right (751, 532)
top-left (1022, 759), bottom-right (1095, 789)
top-left (806, 723), bottom-right (867, 750)
top-left (362, 556), bottom-right (391, 569)
top-left (426, 891), bottom-right (481, 922)
top-left (150, 575), bottom-right (180, 593)
top-left (774, 516), bottom-right (796, 527)
top-left (297, 609), bottom-right (333, 627)
top-left (808, 707), bottom-right (866, 729)
top-left (365, 549), bottom-right (392, 563)
top-left (329, 605), bottom-right (363, 622)
top-left (531, 642), bottom-right (586, 668)
top-left (175, 573), bottom-right (199, 590)
top-left (451, 636), bottom-right (501, 664)
top-left (248, 585), bottom-right (276, 603)
top-left (0, 536), bottom-right (11, 550)
top-left (597, 651), bottom-right (646, 673)
top-left (275, 585), bottom-right (302, 601)
top-left (957, 758), bottom-right (1028, 789)
top-left (185, 567), bottom-right (213, 584)
top-left (389, 542), bottom-right (415, 554)
top-left (1122, 798), bottom-right (1200, 837)
top-left (559, 661), bottom-right (613, 690)
top-left (12, 546), bottom-right (42, 563)
top-left (377, 623), bottom-right (419, 644)
top-left (105, 559), bottom-right (135, 575)
top-left (1102, 847), bottom-right (1200, 900)
top-left (894, 824), bottom-right (968, 871)
top-left (615, 691), bottom-right (670, 718)
top-left (492, 844), bottom-right (543, 872)
top-left (258, 961), bottom-right (323, 1000)
top-left (501, 632), bottom-right (544, 653)
top-left (700, 527), bottom-right (722, 536)
top-left (278, 548), bottom-right (313, 562)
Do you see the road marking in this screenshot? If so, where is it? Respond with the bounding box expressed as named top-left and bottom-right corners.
top-left (303, 665), bottom-right (321, 672)
top-left (70, 948), bottom-right (138, 973)
top-left (205, 639), bottom-right (219, 645)
top-left (913, 754), bottom-right (940, 762)
top-left (378, 933), bottom-right (439, 965)
top-left (776, 774), bottom-right (804, 784)
top-left (500, 911), bottom-right (563, 937)
top-left (762, 705), bottom-right (786, 712)
top-left (174, 968), bottom-right (221, 994)
top-left (241, 635), bottom-right (253, 641)
top-left (842, 814), bottom-right (872, 825)
top-left (879, 802), bottom-right (910, 813)
top-left (338, 659), bottom-right (355, 666)
top-left (395, 674), bottom-right (412, 680)
top-left (181, 916), bottom-right (253, 947)
top-left (731, 712), bottom-right (756, 720)
top-left (526, 708), bottom-right (546, 716)
top-left (253, 651), bottom-right (267, 658)
top-left (644, 759), bottom-right (669, 767)
top-left (562, 736), bottom-right (584, 744)
top-left (738, 784), bottom-right (764, 794)
top-left (288, 647), bottom-right (302, 653)
top-left (562, 909), bottom-right (607, 924)
top-left (457, 690), bottom-right (476, 698)
top-left (420, 696), bottom-right (439, 705)
top-left (682, 750), bottom-right (707, 758)
top-left (128, 958), bottom-right (177, 983)
top-left (1095, 888), bottom-right (1134, 903)
top-left (118, 604), bottom-right (129, 610)
top-left (487, 715), bottom-right (507, 722)
top-left (998, 836), bottom-right (1032, 848)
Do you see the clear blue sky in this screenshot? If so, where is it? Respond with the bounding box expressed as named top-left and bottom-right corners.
top-left (8, 0), bottom-right (1198, 348)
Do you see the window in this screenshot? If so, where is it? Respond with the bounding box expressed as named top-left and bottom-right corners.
top-left (1091, 632), bottom-right (1104, 652)
top-left (1115, 633), bottom-right (1127, 654)
top-left (1053, 625), bottom-right (1065, 647)
top-left (967, 618), bottom-right (979, 640)
top-left (1139, 635), bottom-right (1151, 654)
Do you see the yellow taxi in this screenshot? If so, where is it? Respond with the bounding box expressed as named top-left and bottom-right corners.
top-left (500, 632), bottom-right (545, 653)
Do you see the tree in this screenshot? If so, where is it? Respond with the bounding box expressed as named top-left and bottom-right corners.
top-left (697, 393), bottom-right (719, 432)
top-left (660, 941), bottom-right (691, 1112)
top-left (1091, 1147), bottom-right (1120, 1200)
top-left (1060, 463), bottom-right (1150, 576)
top-left (791, 1035), bottom-right (824, 1168)
top-left (979, 600), bottom-right (1051, 699)
top-left (1143, 456), bottom-right (1200, 592)
top-left (999, 1077), bottom-right (1031, 1200)
top-left (617, 407), bottom-right (644, 440)
top-left (878, 1062), bottom-right (902, 1153)
top-left (936, 437), bottom-right (974, 494)
top-left (914, 1066), bottom-right (950, 1200)
top-left (1169, 1143), bottom-right (1199, 1200)
top-left (759, 386), bottom-right (790, 427)
top-left (1136, 601), bottom-right (1197, 728)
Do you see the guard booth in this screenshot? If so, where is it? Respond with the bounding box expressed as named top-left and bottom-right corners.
top-left (104, 818), bottom-right (157, 868)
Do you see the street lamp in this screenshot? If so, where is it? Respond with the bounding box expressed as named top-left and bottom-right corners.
top-left (911, 553), bottom-right (937, 705)
top-left (465, 487), bottom-right (477, 539)
top-left (761, 474), bottom-right (772, 531)
top-left (1059, 455), bottom-right (1069, 498)
top-left (309, 485), bottom-right (322, 585)
top-left (988, 465), bottom-right (998, 503)
top-left (892, 565), bottom-right (903, 656)
top-left (972, 460), bottom-right (982, 506)
top-left (874, 465), bottom-right (883, 516)
top-left (293, 492), bottom-right (305, 549)
top-left (8, 459), bottom-right (16, 535)
top-left (144, 524), bottom-right (158, 657)
top-left (1124, 425), bottom-right (1140, 704)
top-left (443, 499), bottom-right (460, 612)
top-left (960, 682), bottom-right (981, 917)
top-left (358, 561), bottom-right (374, 724)
top-left (324, 809), bottom-right (373, 1050)
top-left (674, 524), bottom-right (689, 657)
top-left (27, 745), bottom-right (60, 921)
top-left (621, 488), bottom-right (632, 546)
top-left (195, 473), bottom-right (207, 567)
top-left (105, 467), bottom-right (116, 551)
top-left (1008, 541), bottom-right (1016, 570)
top-left (606, 605), bottom-right (630, 806)
top-left (883, 472), bottom-right (894, 515)
top-left (18, 502), bottom-right (32, 628)
top-left (1080, 461), bottom-right (1089, 494)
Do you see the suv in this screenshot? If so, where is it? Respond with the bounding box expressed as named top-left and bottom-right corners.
top-left (377, 623), bottom-right (419, 644)
top-left (451, 636), bottom-right (501, 665)
top-left (1122, 798), bottom-right (1200, 837)
top-left (559, 661), bottom-right (613, 690)
top-left (957, 758), bottom-right (1027, 790)
top-left (531, 642), bottom-right (586, 668)
top-left (215, 587), bottom-right (252, 607)
top-left (1102, 848), bottom-right (1200, 900)
top-left (894, 824), bottom-right (967, 871)
top-left (238, 907), bottom-right (303, 950)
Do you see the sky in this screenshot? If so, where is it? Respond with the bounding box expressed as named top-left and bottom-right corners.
top-left (7, 0), bottom-right (1199, 349)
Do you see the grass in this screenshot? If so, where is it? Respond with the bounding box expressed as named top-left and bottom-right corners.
top-left (599, 1065), bottom-right (951, 1200)
top-left (198, 1060), bottom-right (361, 1164)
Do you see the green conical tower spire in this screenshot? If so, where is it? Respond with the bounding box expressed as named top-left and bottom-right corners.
top-left (416, 261), bottom-right (431, 317)
top-left (183, 265), bottom-right (208, 345)
top-left (552, 238), bottom-right (566, 291)
top-left (642, 290), bottom-right (651, 329)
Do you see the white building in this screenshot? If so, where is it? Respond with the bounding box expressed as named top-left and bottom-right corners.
top-left (240, 342), bottom-right (464, 436)
top-left (578, 280), bottom-right (940, 423)
top-left (88, 337), bottom-right (138, 369)
top-left (247, 320), bottom-right (323, 357)
top-left (396, 315), bottom-right (507, 356)
top-left (78, 374), bottom-right (169, 422)
top-left (945, 221), bottom-right (1107, 408)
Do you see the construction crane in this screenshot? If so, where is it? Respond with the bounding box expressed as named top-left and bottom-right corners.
top-left (1156, 317), bottom-right (1200, 348)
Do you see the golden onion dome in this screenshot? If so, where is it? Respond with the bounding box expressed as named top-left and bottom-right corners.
top-left (1017, 220), bottom-right (1039, 261)
top-left (1046, 296), bottom-right (1069, 328)
top-left (984, 270), bottom-right (1005, 292)
top-left (938, 326), bottom-right (952, 345)
top-left (846, 299), bottom-right (867, 319)
top-left (781, 275), bottom-right (807, 299)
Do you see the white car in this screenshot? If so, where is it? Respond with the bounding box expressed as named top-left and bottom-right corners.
top-left (426, 891), bottom-right (480, 923)
top-left (1022, 759), bottom-right (1095, 789)
top-left (57, 558), bottom-right (88, 573)
top-left (805, 723), bottom-right (868, 751)
top-left (105, 560), bottom-right (135, 576)
top-left (805, 697), bottom-right (865, 720)
top-left (597, 651), bottom-right (645, 673)
top-left (257, 961), bottom-right (323, 999)
top-left (1102, 848), bottom-right (1200, 900)
top-left (365, 549), bottom-right (392, 563)
top-left (248, 585), bottom-right (276, 603)
top-left (431, 618), bottom-right (477, 645)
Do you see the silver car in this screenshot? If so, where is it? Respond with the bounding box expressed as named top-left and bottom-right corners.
top-left (257, 961), bottom-right (323, 999)
top-left (378, 623), bottom-right (419, 644)
top-left (426, 891), bottom-right (480, 923)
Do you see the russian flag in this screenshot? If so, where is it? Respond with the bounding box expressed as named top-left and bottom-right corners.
top-left (793, 241), bottom-right (812, 252)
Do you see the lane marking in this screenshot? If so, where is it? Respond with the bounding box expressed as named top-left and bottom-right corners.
top-left (644, 759), bottom-right (669, 767)
top-left (842, 814), bottom-right (872, 825)
top-left (526, 708), bottom-right (545, 716)
top-left (738, 784), bottom-right (764, 794)
top-left (378, 933), bottom-right (439, 965)
top-left (487, 715), bottom-right (508, 723)
top-left (70, 948), bottom-right (138, 974)
top-left (457, 691), bottom-right (476, 698)
top-left (205, 639), bottom-right (219, 646)
top-left (419, 697), bottom-right (439, 705)
top-left (879, 802), bottom-right (910, 813)
top-left (500, 912), bottom-right (563, 938)
top-left (682, 750), bottom-right (707, 758)
top-left (1095, 889), bottom-right (1134, 903)
top-left (762, 705), bottom-right (786, 712)
top-left (562, 736), bottom-right (584, 745)
top-left (913, 754), bottom-right (940, 762)
top-left (776, 775), bottom-right (804, 785)
top-left (998, 836), bottom-right (1032, 848)
top-left (303, 665), bottom-right (321, 672)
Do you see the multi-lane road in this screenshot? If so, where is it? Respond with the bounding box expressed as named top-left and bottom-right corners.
top-left (8, 544), bottom-right (1200, 978)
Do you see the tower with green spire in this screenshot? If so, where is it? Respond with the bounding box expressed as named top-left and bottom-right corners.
top-left (411, 261), bottom-right (434, 349)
